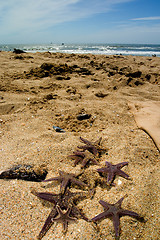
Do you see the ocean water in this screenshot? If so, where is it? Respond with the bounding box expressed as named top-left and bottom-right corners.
top-left (0, 43), bottom-right (160, 57)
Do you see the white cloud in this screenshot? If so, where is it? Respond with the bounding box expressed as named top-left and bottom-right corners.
top-left (132, 16), bottom-right (160, 21)
top-left (0, 0), bottom-right (133, 38)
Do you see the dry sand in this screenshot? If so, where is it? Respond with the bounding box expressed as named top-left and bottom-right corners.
top-left (0, 51), bottom-right (160, 240)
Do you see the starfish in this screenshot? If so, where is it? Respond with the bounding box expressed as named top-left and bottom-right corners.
top-left (77, 137), bottom-right (105, 157)
top-left (43, 170), bottom-right (87, 194)
top-left (31, 189), bottom-right (93, 220)
top-left (69, 150), bottom-right (100, 168)
top-left (91, 195), bottom-right (144, 239)
top-left (51, 204), bottom-right (77, 232)
top-left (97, 161), bottom-right (130, 186)
top-left (32, 189), bottom-right (92, 239)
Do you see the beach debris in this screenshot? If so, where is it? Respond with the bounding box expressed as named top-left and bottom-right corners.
top-left (53, 125), bottom-right (65, 132)
top-left (0, 164), bottom-right (48, 182)
top-left (77, 113), bottom-right (91, 120)
top-left (13, 48), bottom-right (26, 54)
top-left (95, 91), bottom-right (109, 98)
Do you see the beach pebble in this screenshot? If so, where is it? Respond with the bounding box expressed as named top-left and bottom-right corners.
top-left (53, 125), bottom-right (66, 132)
top-left (77, 113), bottom-right (91, 120)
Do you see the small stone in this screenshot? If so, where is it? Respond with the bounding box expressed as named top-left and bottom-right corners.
top-left (77, 114), bottom-right (91, 120)
top-left (117, 179), bottom-right (122, 185)
top-left (53, 125), bottom-right (65, 132)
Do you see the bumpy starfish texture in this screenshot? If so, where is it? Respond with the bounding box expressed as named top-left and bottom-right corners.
top-left (43, 170), bottom-right (87, 194)
top-left (91, 195), bottom-right (144, 239)
top-left (97, 161), bottom-right (130, 185)
top-left (51, 205), bottom-right (77, 232)
top-left (32, 189), bottom-right (92, 239)
top-left (78, 137), bottom-right (105, 157)
top-left (69, 150), bottom-right (100, 168)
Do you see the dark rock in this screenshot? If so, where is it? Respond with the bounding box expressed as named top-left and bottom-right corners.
top-left (77, 114), bottom-right (91, 120)
top-left (0, 164), bottom-right (48, 182)
top-left (126, 71), bottom-right (142, 78)
top-left (13, 48), bottom-right (26, 54)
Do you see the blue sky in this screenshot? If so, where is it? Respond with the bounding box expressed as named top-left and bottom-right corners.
top-left (0, 0), bottom-right (160, 44)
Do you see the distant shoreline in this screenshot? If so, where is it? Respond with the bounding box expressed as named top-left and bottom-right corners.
top-left (0, 43), bottom-right (160, 57)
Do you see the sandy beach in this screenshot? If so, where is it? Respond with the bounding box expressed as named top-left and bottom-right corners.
top-left (0, 51), bottom-right (160, 240)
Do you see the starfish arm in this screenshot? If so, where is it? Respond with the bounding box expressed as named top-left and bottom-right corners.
top-left (112, 213), bottom-right (120, 238)
top-left (105, 161), bottom-right (112, 168)
top-left (71, 178), bottom-right (87, 187)
top-left (99, 200), bottom-right (110, 209)
top-left (81, 158), bottom-right (90, 168)
top-left (43, 176), bottom-right (61, 182)
top-left (74, 157), bottom-right (83, 166)
top-left (73, 151), bottom-right (85, 157)
top-left (72, 204), bottom-right (89, 221)
top-left (107, 172), bottom-right (115, 184)
top-left (61, 178), bottom-right (70, 193)
top-left (80, 137), bottom-right (91, 146)
top-left (116, 162), bottom-right (128, 168)
top-left (69, 151), bottom-right (85, 166)
top-left (116, 169), bottom-right (130, 179)
top-left (89, 147), bottom-right (98, 156)
top-left (52, 205), bottom-right (77, 232)
top-left (31, 190), bottom-right (58, 204)
top-left (62, 221), bottom-right (68, 232)
top-left (97, 167), bottom-right (108, 173)
top-left (68, 154), bottom-right (81, 163)
top-left (91, 211), bottom-right (111, 222)
top-left (91, 158), bottom-right (100, 165)
top-left (119, 209), bottom-right (140, 218)
top-left (95, 137), bottom-right (102, 145)
top-left (115, 196), bottom-right (125, 208)
top-left (37, 208), bottom-right (57, 240)
top-left (77, 145), bottom-right (88, 151)
top-left (79, 137), bottom-right (98, 155)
